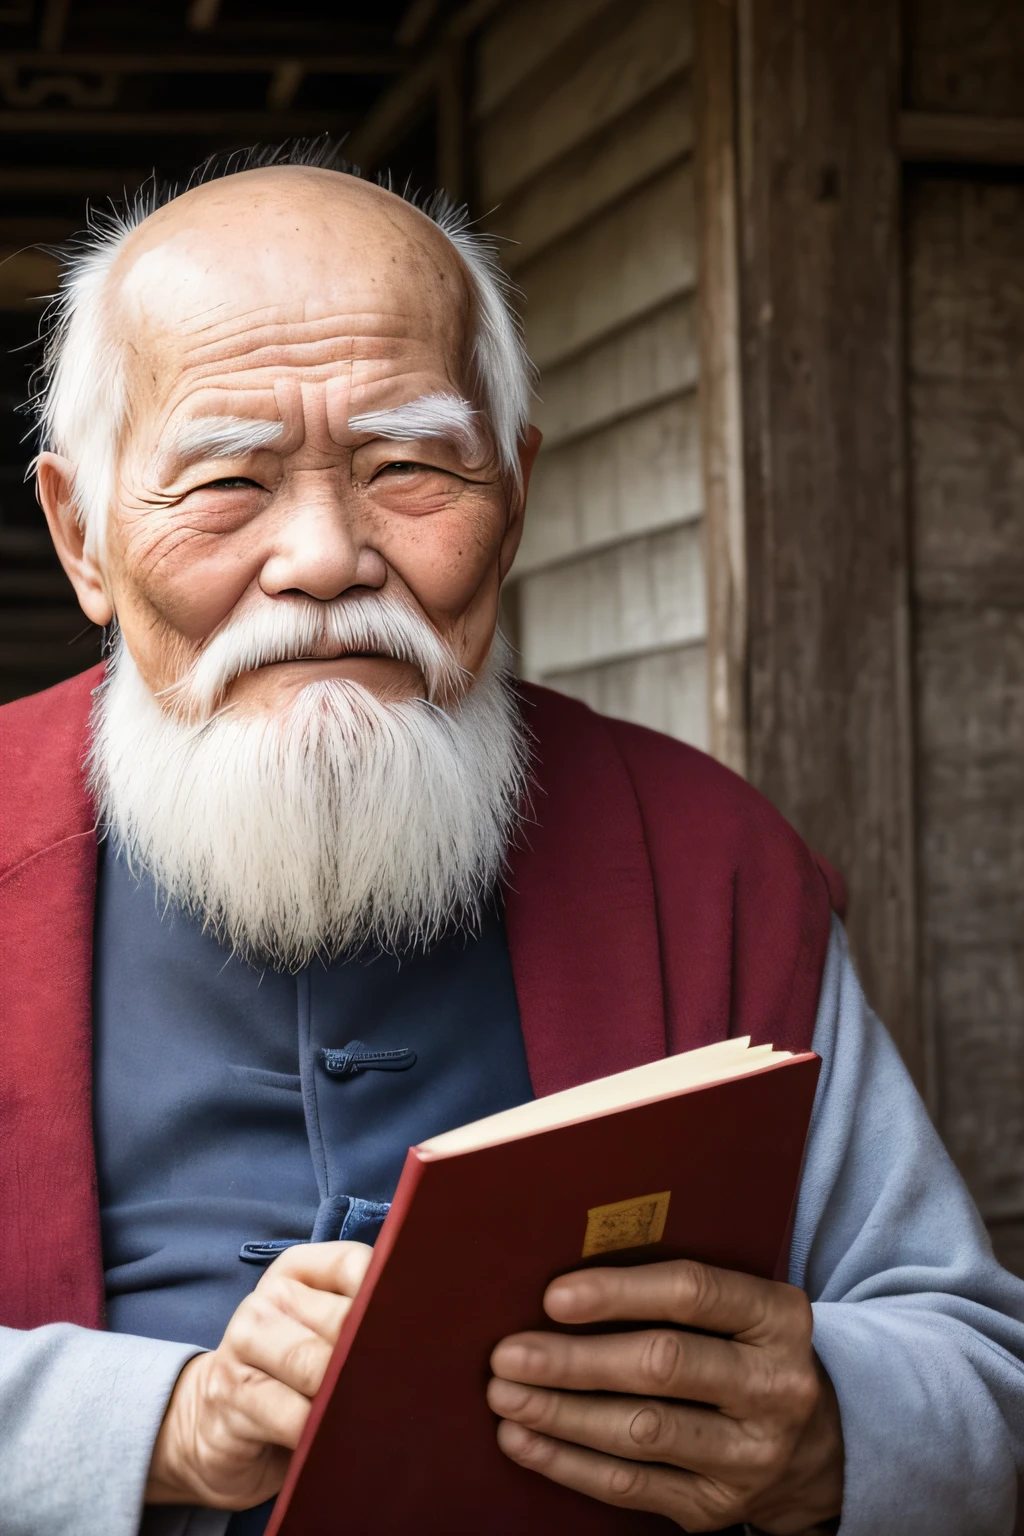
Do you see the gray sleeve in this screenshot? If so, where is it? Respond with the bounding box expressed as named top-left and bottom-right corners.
top-left (0, 1320), bottom-right (209, 1536)
top-left (793, 917), bottom-right (1024, 1536)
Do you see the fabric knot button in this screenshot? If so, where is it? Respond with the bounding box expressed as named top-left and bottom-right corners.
top-left (320, 1039), bottom-right (417, 1080)
top-left (239, 1238), bottom-right (307, 1267)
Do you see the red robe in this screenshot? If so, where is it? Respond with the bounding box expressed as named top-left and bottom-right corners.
top-left (0, 666), bottom-right (840, 1332)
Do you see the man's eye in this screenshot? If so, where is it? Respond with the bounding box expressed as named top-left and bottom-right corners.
top-left (202, 476), bottom-right (264, 491)
top-left (380, 461), bottom-right (422, 475)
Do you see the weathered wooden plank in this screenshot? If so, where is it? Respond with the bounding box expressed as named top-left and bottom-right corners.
top-left (904, 0), bottom-right (1024, 119)
top-left (737, 0), bottom-right (919, 1080)
top-left (516, 393), bottom-right (701, 575)
top-left (492, 77), bottom-right (692, 273)
top-left (533, 294), bottom-right (697, 447)
top-left (910, 379), bottom-right (1024, 593)
top-left (916, 606), bottom-right (1024, 951)
top-left (543, 643), bottom-right (708, 748)
top-left (474, 0), bottom-right (615, 120)
top-left (519, 160), bottom-right (696, 370)
top-left (694, 0), bottom-right (746, 776)
top-left (909, 178), bottom-right (1024, 383)
top-left (899, 113), bottom-right (1024, 167)
top-left (908, 166), bottom-right (1024, 1220)
top-left (518, 522), bottom-right (705, 677)
top-left (478, 0), bottom-right (694, 204)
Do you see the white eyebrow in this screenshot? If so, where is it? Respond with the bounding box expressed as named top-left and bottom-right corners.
top-left (170, 416), bottom-right (285, 461)
top-left (347, 392), bottom-right (482, 458)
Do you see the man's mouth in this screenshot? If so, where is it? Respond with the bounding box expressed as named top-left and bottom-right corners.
top-left (281, 648), bottom-right (397, 666)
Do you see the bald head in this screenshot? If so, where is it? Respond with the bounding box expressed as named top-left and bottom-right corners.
top-left (35, 149), bottom-right (533, 562)
top-left (109, 168), bottom-right (473, 436)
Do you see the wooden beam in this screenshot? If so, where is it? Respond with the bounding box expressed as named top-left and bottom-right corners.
top-left (345, 53), bottom-right (439, 170)
top-left (0, 167), bottom-right (147, 193)
top-left (266, 62), bottom-right (305, 111)
top-left (0, 247), bottom-right (61, 309)
top-left (0, 215), bottom-right (77, 241)
top-left (2, 50), bottom-right (403, 74)
top-left (187, 0), bottom-right (220, 31)
top-left (694, 0), bottom-right (747, 777)
top-left (437, 41), bottom-right (468, 200)
top-left (347, 0), bottom-right (507, 172)
top-left (735, 0), bottom-right (922, 1088)
top-left (0, 109), bottom-right (352, 135)
top-left (37, 0), bottom-right (70, 53)
top-left (899, 110), bottom-right (1024, 166)
top-left (396, 0), bottom-right (443, 49)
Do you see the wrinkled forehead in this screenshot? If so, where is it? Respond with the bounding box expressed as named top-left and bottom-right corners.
top-left (109, 176), bottom-right (474, 414)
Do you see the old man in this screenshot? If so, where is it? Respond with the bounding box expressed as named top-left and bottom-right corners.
top-left (2, 144), bottom-right (1023, 1536)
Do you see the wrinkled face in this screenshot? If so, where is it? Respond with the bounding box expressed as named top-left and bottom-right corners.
top-left (41, 168), bottom-right (537, 714)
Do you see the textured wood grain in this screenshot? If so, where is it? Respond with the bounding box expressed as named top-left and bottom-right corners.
top-left (543, 643), bottom-right (708, 748)
top-left (473, 0), bottom-right (615, 119)
top-left (899, 112), bottom-right (1024, 167)
top-left (533, 295), bottom-right (697, 448)
top-left (519, 523), bottom-right (706, 677)
top-left (477, 0), bottom-right (693, 204)
top-left (477, 0), bottom-right (704, 745)
top-left (904, 0), bottom-right (1024, 120)
top-left (909, 173), bottom-right (1024, 1218)
top-left (737, 0), bottom-right (919, 1077)
top-left (491, 77), bottom-right (692, 273)
top-left (519, 160), bottom-right (696, 370)
top-left (695, 0), bottom-right (747, 775)
top-left (518, 394), bottom-right (701, 574)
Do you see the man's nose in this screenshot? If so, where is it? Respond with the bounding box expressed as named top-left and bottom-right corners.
top-left (257, 478), bottom-right (387, 600)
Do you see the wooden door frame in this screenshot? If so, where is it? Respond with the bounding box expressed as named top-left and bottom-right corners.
top-left (694, 0), bottom-right (925, 1091)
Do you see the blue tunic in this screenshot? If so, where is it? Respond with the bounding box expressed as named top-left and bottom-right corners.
top-left (92, 842), bottom-right (535, 1353)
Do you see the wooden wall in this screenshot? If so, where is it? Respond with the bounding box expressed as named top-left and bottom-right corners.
top-left (732, 0), bottom-right (919, 1071)
top-left (903, 0), bottom-right (1024, 1274)
top-left (473, 0), bottom-right (706, 746)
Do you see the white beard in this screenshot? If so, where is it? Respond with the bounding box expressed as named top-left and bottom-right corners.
top-left (88, 631), bottom-right (528, 970)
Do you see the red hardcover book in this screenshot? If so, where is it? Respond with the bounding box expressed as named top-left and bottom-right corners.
top-left (267, 1038), bottom-right (820, 1536)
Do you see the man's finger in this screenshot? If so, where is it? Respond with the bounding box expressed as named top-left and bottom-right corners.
top-left (254, 1271), bottom-right (354, 1346)
top-left (488, 1377), bottom-right (748, 1477)
top-left (227, 1307), bottom-right (335, 1399)
top-left (544, 1260), bottom-right (801, 1340)
top-left (259, 1240), bottom-right (373, 1298)
top-left (490, 1325), bottom-right (752, 1415)
top-left (495, 1419), bottom-right (735, 1533)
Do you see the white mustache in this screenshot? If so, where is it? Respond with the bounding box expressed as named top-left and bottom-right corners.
top-left (163, 592), bottom-right (466, 721)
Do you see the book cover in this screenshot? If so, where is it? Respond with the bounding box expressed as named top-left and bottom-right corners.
top-left (268, 1051), bottom-right (820, 1535)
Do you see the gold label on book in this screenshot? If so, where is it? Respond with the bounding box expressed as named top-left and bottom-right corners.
top-left (581, 1191), bottom-right (671, 1258)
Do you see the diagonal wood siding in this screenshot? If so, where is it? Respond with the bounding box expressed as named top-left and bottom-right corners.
top-left (474, 0), bottom-right (705, 745)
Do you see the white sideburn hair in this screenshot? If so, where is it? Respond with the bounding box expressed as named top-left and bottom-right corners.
top-left (89, 626), bottom-right (529, 970)
top-left (32, 142), bottom-right (535, 563)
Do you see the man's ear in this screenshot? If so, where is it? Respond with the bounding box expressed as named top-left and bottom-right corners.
top-left (36, 453), bottom-right (114, 627)
top-left (498, 424), bottom-right (543, 581)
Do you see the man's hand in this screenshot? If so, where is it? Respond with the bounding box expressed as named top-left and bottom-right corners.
top-left (146, 1241), bottom-right (373, 1510)
top-left (488, 1259), bottom-right (843, 1535)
